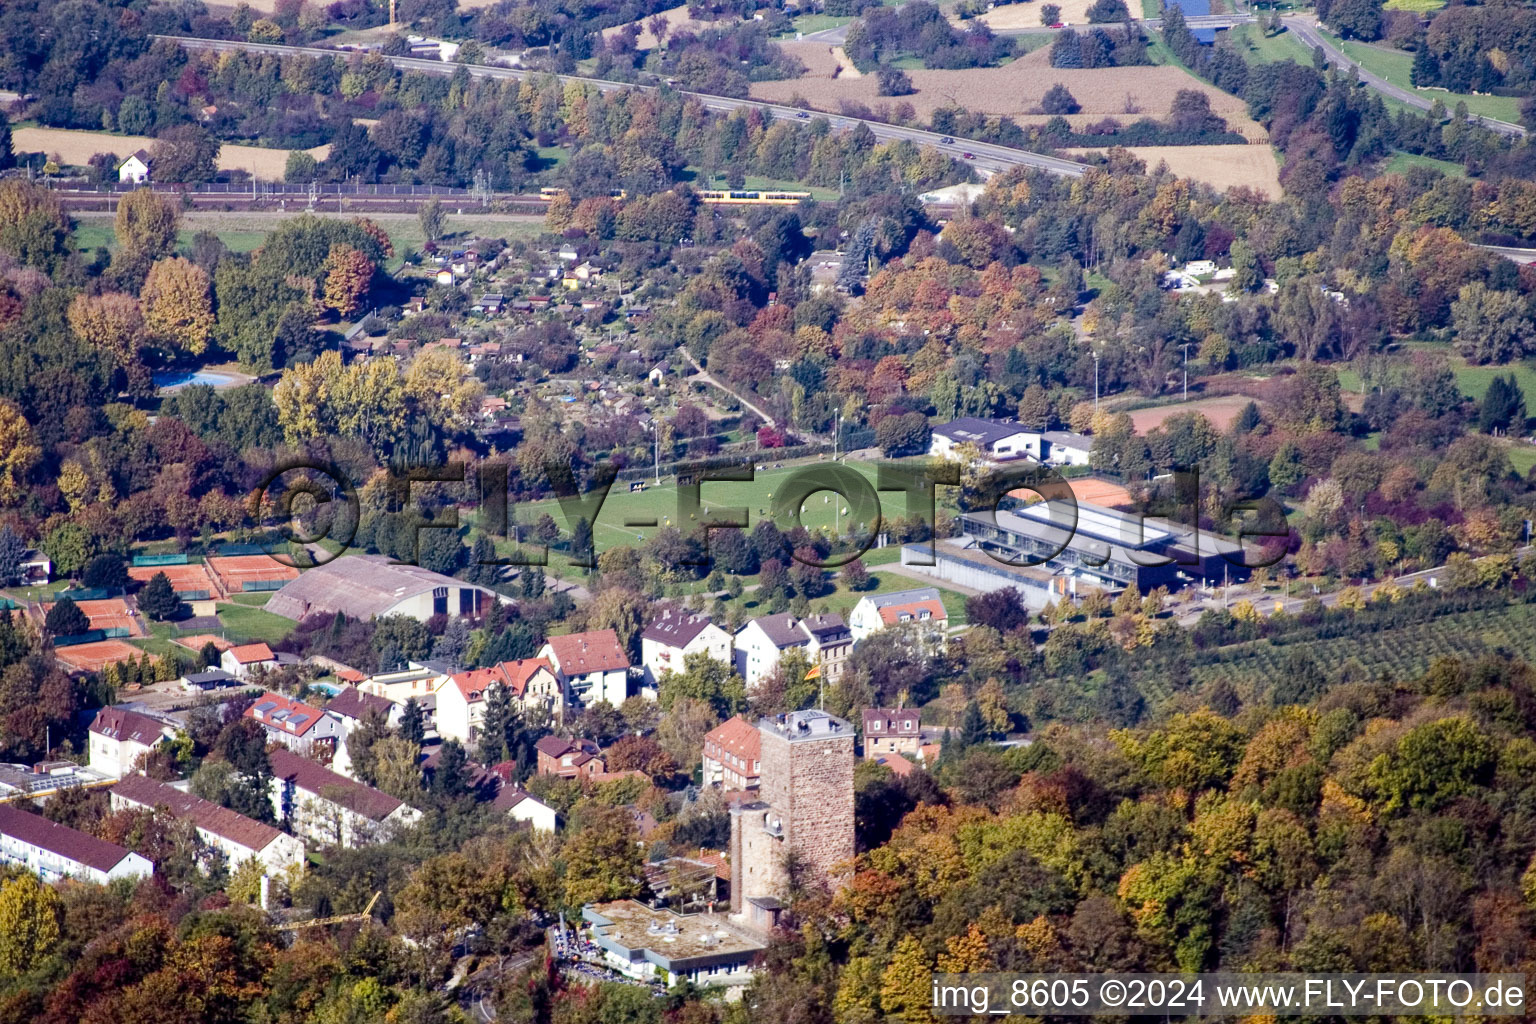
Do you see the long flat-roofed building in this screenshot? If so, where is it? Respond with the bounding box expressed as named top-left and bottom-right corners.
top-left (581, 900), bottom-right (764, 987)
top-left (904, 499), bottom-right (1252, 606)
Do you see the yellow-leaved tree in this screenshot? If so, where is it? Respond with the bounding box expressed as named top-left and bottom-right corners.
top-left (0, 400), bottom-right (39, 505)
top-left (142, 256), bottom-right (213, 354)
top-left (0, 871), bottom-right (62, 975)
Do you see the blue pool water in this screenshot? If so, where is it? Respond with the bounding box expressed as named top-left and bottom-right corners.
top-left (154, 369), bottom-right (236, 390)
top-left (309, 682), bottom-right (343, 697)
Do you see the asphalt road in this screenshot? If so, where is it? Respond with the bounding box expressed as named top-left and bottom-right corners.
top-left (159, 35), bottom-right (1090, 180)
top-left (799, 14), bottom-right (1255, 42)
top-left (1283, 18), bottom-right (1526, 138)
top-left (1479, 245), bottom-right (1536, 265)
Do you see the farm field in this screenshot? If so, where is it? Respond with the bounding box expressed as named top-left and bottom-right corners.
top-left (750, 62), bottom-right (1263, 136)
top-left (1169, 600), bottom-right (1536, 702)
top-left (1321, 31), bottom-right (1523, 124)
top-left (13, 127), bottom-right (329, 178)
top-left (1126, 395), bottom-right (1261, 434)
top-left (600, 4), bottom-right (717, 49)
top-left (1065, 144), bottom-right (1280, 196)
top-left (965, 0), bottom-right (1099, 29)
top-left (778, 41), bottom-right (852, 78)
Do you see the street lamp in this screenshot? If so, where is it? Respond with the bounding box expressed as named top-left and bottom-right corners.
top-left (1092, 350), bottom-right (1100, 413)
top-left (653, 420), bottom-right (661, 485)
top-left (1182, 342), bottom-right (1190, 402)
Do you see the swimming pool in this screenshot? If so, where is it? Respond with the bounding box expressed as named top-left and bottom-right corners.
top-left (154, 369), bottom-right (244, 391)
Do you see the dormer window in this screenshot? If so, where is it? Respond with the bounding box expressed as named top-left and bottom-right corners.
top-left (871, 720), bottom-right (881, 731)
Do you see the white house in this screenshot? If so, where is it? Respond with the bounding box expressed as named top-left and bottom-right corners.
top-left (929, 417), bottom-right (1043, 464)
top-left (1042, 430), bottom-right (1093, 467)
top-left (110, 774), bottom-right (305, 875)
top-left (222, 642), bottom-right (277, 680)
top-left (540, 629), bottom-right (631, 708)
top-left (88, 706), bottom-right (176, 779)
top-left (118, 149), bottom-right (151, 184)
top-left (641, 608), bottom-right (733, 688)
top-left (0, 804), bottom-right (152, 884)
top-left (495, 785), bottom-right (559, 832)
top-left (848, 587), bottom-right (949, 645)
top-left (433, 658), bottom-right (562, 745)
top-left (244, 692), bottom-right (344, 757)
top-left (733, 612), bottom-right (851, 690)
top-left (268, 748), bottom-right (419, 847)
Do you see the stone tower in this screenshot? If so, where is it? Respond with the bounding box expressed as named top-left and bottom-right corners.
top-left (729, 710), bottom-right (854, 929)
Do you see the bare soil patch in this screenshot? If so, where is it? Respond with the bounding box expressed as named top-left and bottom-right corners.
top-left (749, 63), bottom-right (1260, 136)
top-left (966, 0), bottom-right (1100, 28)
top-left (1127, 395), bottom-right (1262, 433)
top-left (1065, 144), bottom-right (1281, 197)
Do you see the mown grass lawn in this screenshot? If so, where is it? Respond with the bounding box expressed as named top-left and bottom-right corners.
top-left (1322, 30), bottom-right (1523, 124)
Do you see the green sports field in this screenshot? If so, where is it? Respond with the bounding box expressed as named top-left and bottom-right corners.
top-left (502, 460), bottom-right (918, 553)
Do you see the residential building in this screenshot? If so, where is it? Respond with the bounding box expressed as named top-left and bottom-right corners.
top-left (641, 608), bottom-right (732, 688)
top-left (180, 668), bottom-right (238, 692)
top-left (110, 774), bottom-right (305, 874)
top-left (19, 549), bottom-right (50, 584)
top-left (264, 555), bottom-right (501, 623)
top-left (848, 587), bottom-right (949, 644)
top-left (244, 692), bottom-right (343, 757)
top-left (0, 761), bottom-right (112, 801)
top-left (435, 658), bottom-right (562, 745)
top-left (118, 150), bottom-right (150, 184)
top-left (582, 901), bottom-right (764, 987)
top-left (535, 736), bottom-right (606, 778)
top-left (0, 804), bottom-right (152, 884)
top-left (494, 785), bottom-right (559, 832)
top-left (702, 717), bottom-right (761, 790)
top-left (267, 748), bottom-right (418, 847)
top-left (359, 662), bottom-right (442, 704)
top-left (540, 629), bottom-right (631, 708)
top-left (733, 612), bottom-right (851, 690)
top-left (324, 687), bottom-right (400, 778)
top-left (222, 642), bottom-right (277, 680)
top-left (861, 708), bottom-right (922, 760)
top-left (928, 417), bottom-right (1043, 464)
top-left (729, 711), bottom-right (854, 933)
top-left (87, 706), bottom-right (175, 779)
top-left (1041, 430), bottom-right (1094, 467)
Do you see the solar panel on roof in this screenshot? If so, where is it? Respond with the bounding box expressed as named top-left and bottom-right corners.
top-left (255, 701), bottom-right (277, 712)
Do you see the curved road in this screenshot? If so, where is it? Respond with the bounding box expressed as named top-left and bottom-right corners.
top-left (1283, 18), bottom-right (1526, 137)
top-left (159, 35), bottom-right (1089, 179)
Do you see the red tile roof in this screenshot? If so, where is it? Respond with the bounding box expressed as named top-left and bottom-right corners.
top-left (879, 599), bottom-right (946, 625)
top-left (704, 717), bottom-right (760, 763)
top-left (245, 692), bottom-right (325, 738)
top-left (443, 658), bottom-right (555, 702)
top-left (544, 630), bottom-right (628, 674)
top-left (228, 643), bottom-right (275, 664)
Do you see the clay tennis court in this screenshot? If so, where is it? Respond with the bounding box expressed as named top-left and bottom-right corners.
top-left (128, 563), bottom-right (220, 598)
top-left (54, 639), bottom-right (149, 673)
top-left (40, 598), bottom-right (143, 637)
top-left (173, 633), bottom-right (234, 654)
top-left (206, 554), bottom-right (301, 593)
top-left (1010, 477), bottom-right (1134, 509)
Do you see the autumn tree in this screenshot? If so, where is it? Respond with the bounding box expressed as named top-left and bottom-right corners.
top-left (67, 292), bottom-right (145, 379)
top-left (419, 198), bottom-right (445, 242)
top-left (142, 257), bottom-right (214, 355)
top-left (150, 123), bottom-right (219, 183)
top-left (321, 243), bottom-right (375, 319)
top-left (0, 179), bottom-right (71, 274)
top-left (114, 188), bottom-right (181, 264)
top-left (562, 805), bottom-right (644, 905)
top-left (0, 870), bottom-right (61, 975)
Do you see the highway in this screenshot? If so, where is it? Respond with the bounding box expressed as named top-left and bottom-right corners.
top-left (159, 35), bottom-right (1090, 180)
top-left (1283, 18), bottom-right (1527, 138)
top-left (798, 13), bottom-right (1255, 43)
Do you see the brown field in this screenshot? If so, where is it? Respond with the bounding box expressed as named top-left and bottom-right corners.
top-left (13, 128), bottom-right (330, 179)
top-left (128, 563), bottom-right (221, 598)
top-left (749, 64), bottom-right (1262, 137)
top-left (1127, 395), bottom-right (1261, 434)
top-left (601, 5), bottom-right (718, 49)
top-left (174, 633), bottom-right (234, 653)
top-left (1065, 144), bottom-right (1281, 197)
top-left (779, 41), bottom-right (847, 78)
top-left (55, 639), bottom-right (149, 673)
top-left (967, 0), bottom-right (1100, 28)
